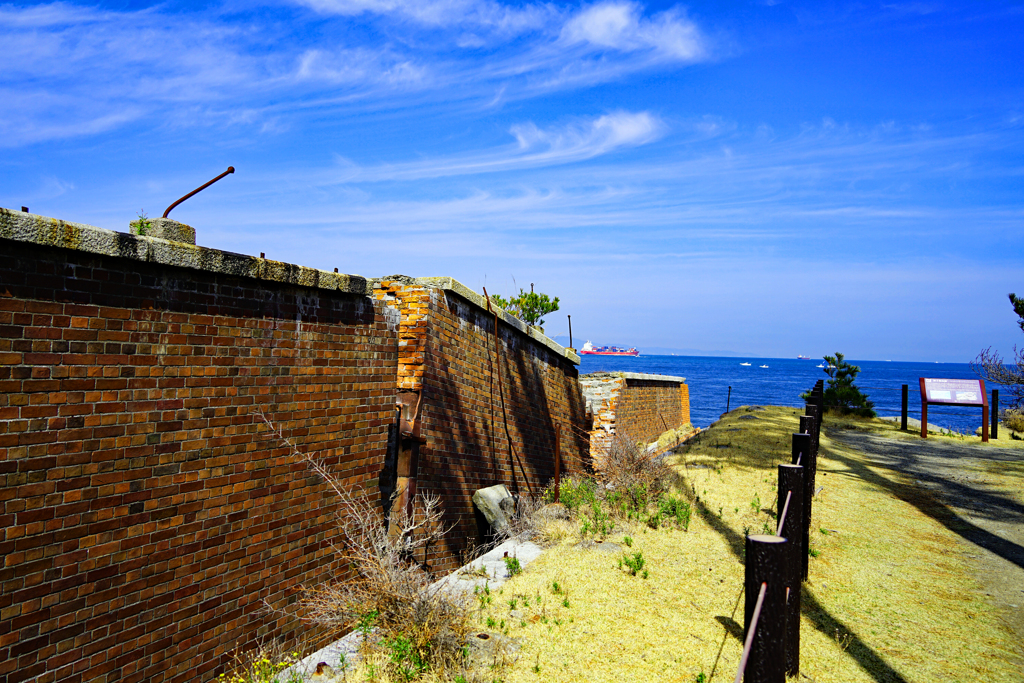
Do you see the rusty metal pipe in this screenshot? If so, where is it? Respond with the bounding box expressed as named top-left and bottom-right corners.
top-left (163, 166), bottom-right (235, 218)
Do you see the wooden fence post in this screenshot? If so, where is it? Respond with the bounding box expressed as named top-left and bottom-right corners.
top-left (743, 535), bottom-right (788, 683)
top-left (992, 389), bottom-right (999, 440)
top-left (777, 464), bottom-right (805, 676)
top-left (901, 384), bottom-right (908, 431)
top-left (791, 433), bottom-right (812, 581)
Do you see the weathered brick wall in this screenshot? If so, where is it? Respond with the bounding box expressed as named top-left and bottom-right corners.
top-left (616, 380), bottom-right (691, 444)
top-left (0, 238), bottom-right (398, 683)
top-left (581, 373), bottom-right (690, 464)
top-left (373, 278), bottom-right (589, 573)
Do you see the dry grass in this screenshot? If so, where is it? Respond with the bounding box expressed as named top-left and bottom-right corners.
top-left (469, 406), bottom-right (1022, 683)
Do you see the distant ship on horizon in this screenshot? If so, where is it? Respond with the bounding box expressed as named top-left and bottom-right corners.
top-left (797, 355), bottom-right (811, 360)
top-left (580, 341), bottom-right (639, 356)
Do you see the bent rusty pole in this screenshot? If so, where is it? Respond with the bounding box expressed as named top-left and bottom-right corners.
top-left (483, 288), bottom-right (533, 495)
top-left (163, 166), bottom-right (235, 218)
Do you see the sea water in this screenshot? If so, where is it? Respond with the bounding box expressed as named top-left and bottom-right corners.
top-left (578, 355), bottom-right (996, 435)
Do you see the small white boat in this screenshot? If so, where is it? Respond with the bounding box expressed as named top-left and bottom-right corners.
top-left (816, 363), bottom-right (825, 368)
top-left (740, 362), bottom-right (751, 366)
top-left (760, 364), bottom-right (769, 368)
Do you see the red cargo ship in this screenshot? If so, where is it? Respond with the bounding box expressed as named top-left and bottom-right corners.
top-left (580, 341), bottom-right (639, 356)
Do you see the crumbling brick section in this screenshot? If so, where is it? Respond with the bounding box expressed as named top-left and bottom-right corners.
top-left (581, 372), bottom-right (691, 464)
top-left (0, 240), bottom-right (398, 683)
top-left (373, 278), bottom-right (590, 573)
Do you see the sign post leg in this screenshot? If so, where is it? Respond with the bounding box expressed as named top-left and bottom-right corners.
top-left (920, 401), bottom-right (928, 439)
top-left (982, 405), bottom-right (989, 443)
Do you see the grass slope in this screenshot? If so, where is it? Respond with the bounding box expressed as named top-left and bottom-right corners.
top-left (471, 406), bottom-right (1020, 683)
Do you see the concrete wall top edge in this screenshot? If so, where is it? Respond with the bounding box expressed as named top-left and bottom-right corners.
top-left (580, 371), bottom-right (686, 384)
top-left (0, 207), bottom-right (369, 295)
top-left (373, 274), bottom-right (581, 366)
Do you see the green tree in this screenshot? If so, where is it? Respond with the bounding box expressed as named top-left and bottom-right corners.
top-left (971, 292), bottom-right (1024, 409)
top-left (803, 352), bottom-right (875, 417)
top-left (490, 285), bottom-right (560, 326)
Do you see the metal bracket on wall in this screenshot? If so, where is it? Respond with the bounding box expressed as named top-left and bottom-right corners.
top-left (397, 390), bottom-right (426, 443)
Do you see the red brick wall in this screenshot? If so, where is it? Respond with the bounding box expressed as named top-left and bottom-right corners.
top-left (373, 279), bottom-right (590, 572)
top-left (0, 241), bottom-right (398, 683)
top-left (615, 380), bottom-right (691, 445)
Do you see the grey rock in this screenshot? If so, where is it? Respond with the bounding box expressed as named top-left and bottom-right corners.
top-left (463, 632), bottom-right (521, 671)
top-left (574, 539), bottom-right (621, 553)
top-left (473, 484), bottom-right (513, 532)
top-left (534, 502), bottom-right (569, 522)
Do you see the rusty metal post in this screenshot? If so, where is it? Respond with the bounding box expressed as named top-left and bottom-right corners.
top-left (743, 535), bottom-right (788, 683)
top-left (568, 315), bottom-right (573, 350)
top-left (554, 424), bottom-right (562, 502)
top-left (901, 384), bottom-right (909, 431)
top-left (777, 464), bottom-right (805, 676)
top-left (920, 377), bottom-right (928, 439)
top-left (992, 389), bottom-right (999, 440)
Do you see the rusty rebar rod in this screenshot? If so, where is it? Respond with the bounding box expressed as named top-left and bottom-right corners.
top-left (735, 582), bottom-right (767, 683)
top-left (162, 166), bottom-right (235, 218)
top-left (775, 489), bottom-right (792, 536)
top-left (483, 288), bottom-right (533, 495)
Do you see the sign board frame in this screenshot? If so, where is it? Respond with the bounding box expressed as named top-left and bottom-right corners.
top-left (918, 378), bottom-right (988, 442)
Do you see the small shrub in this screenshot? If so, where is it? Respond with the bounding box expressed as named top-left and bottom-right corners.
top-left (622, 536), bottom-right (633, 548)
top-left (385, 635), bottom-right (428, 682)
top-left (548, 477), bottom-right (597, 514)
top-left (658, 495), bottom-right (692, 531)
top-left (503, 556), bottom-right (522, 577)
top-left (620, 551), bottom-right (646, 576)
top-left (132, 210), bottom-right (152, 237)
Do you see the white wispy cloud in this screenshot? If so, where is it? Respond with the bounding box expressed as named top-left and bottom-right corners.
top-left (294, 0), bottom-right (557, 34)
top-left (0, 2), bottom-right (714, 147)
top-left (316, 110), bottom-right (666, 181)
top-left (561, 1), bottom-right (705, 59)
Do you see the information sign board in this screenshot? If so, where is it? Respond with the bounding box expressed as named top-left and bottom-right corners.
top-left (922, 378), bottom-right (985, 406)
top-left (918, 378), bottom-right (988, 441)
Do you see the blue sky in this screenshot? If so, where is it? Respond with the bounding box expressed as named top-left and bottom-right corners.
top-left (2, 0), bottom-right (1022, 361)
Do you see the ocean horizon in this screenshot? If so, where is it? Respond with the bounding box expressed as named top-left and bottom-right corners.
top-left (578, 354), bottom-right (996, 435)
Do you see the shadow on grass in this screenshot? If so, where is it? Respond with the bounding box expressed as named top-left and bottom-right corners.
top-left (682, 448), bottom-right (911, 683)
top-left (826, 431), bottom-right (1024, 571)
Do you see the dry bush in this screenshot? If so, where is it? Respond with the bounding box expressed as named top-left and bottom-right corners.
top-left (599, 433), bottom-right (674, 506)
top-left (259, 414), bottom-right (471, 680)
top-left (1001, 408), bottom-right (1024, 433)
top-left (493, 491), bottom-right (575, 547)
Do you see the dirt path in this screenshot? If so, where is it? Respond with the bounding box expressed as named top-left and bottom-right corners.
top-left (828, 430), bottom-right (1024, 656)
